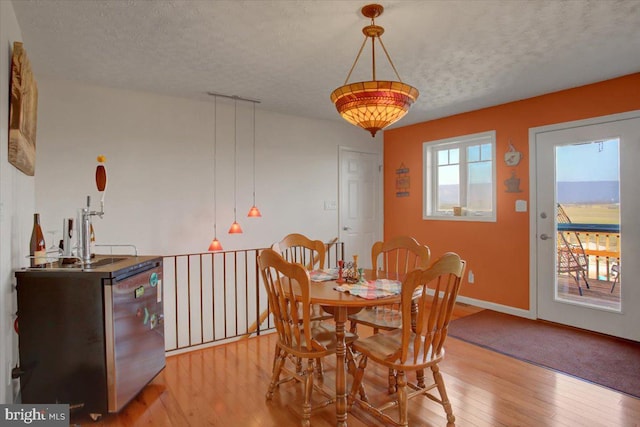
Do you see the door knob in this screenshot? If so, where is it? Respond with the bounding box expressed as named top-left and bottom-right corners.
top-left (540, 234), bottom-right (550, 240)
top-left (343, 226), bottom-right (351, 231)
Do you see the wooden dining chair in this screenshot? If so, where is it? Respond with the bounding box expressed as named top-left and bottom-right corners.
top-left (257, 248), bottom-right (357, 427)
top-left (272, 233), bottom-right (337, 377)
top-left (272, 233), bottom-right (326, 271)
top-left (272, 233), bottom-right (333, 322)
top-left (348, 235), bottom-right (430, 392)
top-left (348, 253), bottom-right (466, 426)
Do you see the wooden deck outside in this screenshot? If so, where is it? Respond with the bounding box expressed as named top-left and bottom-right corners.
top-left (70, 303), bottom-right (640, 427)
top-left (556, 273), bottom-right (620, 310)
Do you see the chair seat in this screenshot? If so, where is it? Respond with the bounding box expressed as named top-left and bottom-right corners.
top-left (348, 306), bottom-right (401, 331)
top-left (352, 329), bottom-right (442, 371)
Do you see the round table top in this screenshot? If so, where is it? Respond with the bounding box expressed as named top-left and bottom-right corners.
top-left (290, 269), bottom-right (403, 308)
top-left (306, 280), bottom-right (400, 307)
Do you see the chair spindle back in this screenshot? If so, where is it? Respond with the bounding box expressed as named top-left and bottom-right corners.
top-left (372, 235), bottom-right (431, 279)
top-left (272, 233), bottom-right (326, 271)
top-left (258, 248), bottom-right (319, 353)
top-left (399, 252), bottom-right (466, 365)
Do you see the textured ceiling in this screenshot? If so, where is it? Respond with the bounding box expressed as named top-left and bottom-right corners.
top-left (11, 0), bottom-right (640, 128)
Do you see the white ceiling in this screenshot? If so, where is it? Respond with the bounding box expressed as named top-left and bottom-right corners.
top-left (11, 0), bottom-right (640, 128)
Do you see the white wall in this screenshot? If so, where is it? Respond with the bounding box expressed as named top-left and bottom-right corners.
top-left (35, 79), bottom-right (381, 256)
top-left (1, 1), bottom-right (36, 403)
top-left (0, 17), bottom-right (380, 404)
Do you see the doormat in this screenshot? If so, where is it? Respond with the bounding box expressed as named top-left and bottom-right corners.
top-left (448, 310), bottom-right (640, 398)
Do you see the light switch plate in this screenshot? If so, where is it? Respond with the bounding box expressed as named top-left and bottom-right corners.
top-left (324, 201), bottom-right (337, 210)
top-left (515, 200), bottom-right (527, 212)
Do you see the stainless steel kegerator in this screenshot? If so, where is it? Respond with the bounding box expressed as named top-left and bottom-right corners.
top-left (15, 255), bottom-right (165, 419)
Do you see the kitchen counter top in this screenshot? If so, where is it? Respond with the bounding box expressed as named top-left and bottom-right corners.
top-left (18, 254), bottom-right (163, 278)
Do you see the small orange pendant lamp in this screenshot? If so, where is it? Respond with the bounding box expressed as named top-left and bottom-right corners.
top-left (247, 206), bottom-right (261, 217)
top-left (208, 236), bottom-right (223, 251)
top-left (228, 217), bottom-right (243, 234)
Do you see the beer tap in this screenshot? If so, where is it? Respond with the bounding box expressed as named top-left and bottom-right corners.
top-left (80, 156), bottom-right (107, 265)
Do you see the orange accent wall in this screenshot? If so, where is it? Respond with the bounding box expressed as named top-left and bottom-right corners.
top-left (383, 73), bottom-right (640, 310)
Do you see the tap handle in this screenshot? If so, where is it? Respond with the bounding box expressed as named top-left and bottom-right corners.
top-left (96, 155), bottom-right (107, 192)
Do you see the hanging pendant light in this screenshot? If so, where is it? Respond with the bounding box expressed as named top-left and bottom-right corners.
top-left (208, 96), bottom-right (223, 251)
top-left (247, 102), bottom-right (262, 218)
top-left (228, 99), bottom-right (243, 234)
top-left (330, 4), bottom-right (419, 137)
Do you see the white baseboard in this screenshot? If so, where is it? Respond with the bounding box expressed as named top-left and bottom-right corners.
top-left (456, 295), bottom-right (535, 319)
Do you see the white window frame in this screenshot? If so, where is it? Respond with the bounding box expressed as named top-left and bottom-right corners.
top-left (423, 130), bottom-right (497, 222)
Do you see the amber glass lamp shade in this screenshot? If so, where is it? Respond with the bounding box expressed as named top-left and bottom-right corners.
top-left (228, 221), bottom-right (243, 234)
top-left (208, 237), bottom-right (223, 252)
top-left (247, 205), bottom-right (262, 217)
top-left (331, 81), bottom-right (418, 137)
top-left (330, 4), bottom-right (419, 137)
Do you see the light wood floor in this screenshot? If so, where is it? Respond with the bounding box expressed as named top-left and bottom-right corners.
top-left (72, 303), bottom-right (640, 426)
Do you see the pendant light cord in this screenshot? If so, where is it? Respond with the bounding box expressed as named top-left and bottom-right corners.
top-left (233, 99), bottom-right (238, 221)
top-left (213, 96), bottom-right (218, 236)
top-left (252, 102), bottom-right (256, 204)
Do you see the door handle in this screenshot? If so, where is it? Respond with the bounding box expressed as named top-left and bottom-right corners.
top-left (343, 226), bottom-right (351, 231)
top-left (540, 234), bottom-right (550, 240)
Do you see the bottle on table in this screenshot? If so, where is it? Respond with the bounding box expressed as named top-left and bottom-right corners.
top-left (29, 213), bottom-right (46, 267)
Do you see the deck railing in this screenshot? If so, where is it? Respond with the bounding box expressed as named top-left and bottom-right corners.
top-left (162, 241), bottom-right (344, 353)
top-left (557, 223), bottom-right (620, 281)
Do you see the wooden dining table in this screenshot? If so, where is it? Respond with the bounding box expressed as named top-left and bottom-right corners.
top-left (298, 270), bottom-right (402, 427)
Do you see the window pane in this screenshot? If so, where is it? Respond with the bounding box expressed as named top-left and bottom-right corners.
top-left (480, 143), bottom-right (492, 160)
top-left (449, 148), bottom-right (459, 164)
top-left (467, 161), bottom-right (492, 211)
top-left (468, 145), bottom-right (480, 162)
top-left (437, 150), bottom-right (448, 165)
top-left (438, 164), bottom-right (459, 210)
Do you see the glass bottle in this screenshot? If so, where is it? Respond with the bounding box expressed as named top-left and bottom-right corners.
top-left (30, 213), bottom-right (46, 267)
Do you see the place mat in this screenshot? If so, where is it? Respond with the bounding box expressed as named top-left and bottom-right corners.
top-left (309, 268), bottom-right (339, 282)
top-left (334, 279), bottom-right (401, 299)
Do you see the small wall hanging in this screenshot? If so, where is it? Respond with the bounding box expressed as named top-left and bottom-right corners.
top-left (504, 170), bottom-right (522, 193)
top-left (504, 141), bottom-right (522, 167)
top-left (395, 163), bottom-right (410, 197)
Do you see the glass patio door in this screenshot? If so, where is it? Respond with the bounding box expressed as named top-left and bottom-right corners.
top-left (532, 112), bottom-right (640, 341)
top-left (554, 139), bottom-right (620, 310)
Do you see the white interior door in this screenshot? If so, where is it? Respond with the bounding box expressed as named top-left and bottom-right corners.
top-left (531, 111), bottom-right (640, 341)
top-left (339, 148), bottom-right (382, 269)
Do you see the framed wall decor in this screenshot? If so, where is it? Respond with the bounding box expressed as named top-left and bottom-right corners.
top-left (9, 41), bottom-right (38, 176)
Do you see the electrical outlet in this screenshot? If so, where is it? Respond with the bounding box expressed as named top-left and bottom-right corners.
top-left (324, 201), bottom-right (337, 210)
top-left (468, 270), bottom-right (474, 284)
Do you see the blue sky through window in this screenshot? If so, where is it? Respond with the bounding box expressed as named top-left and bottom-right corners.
top-left (556, 139), bottom-right (619, 182)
